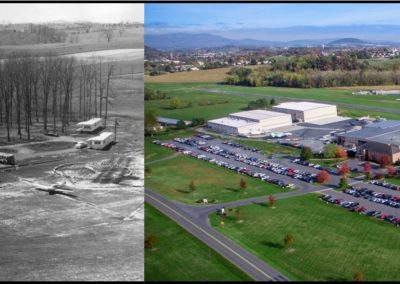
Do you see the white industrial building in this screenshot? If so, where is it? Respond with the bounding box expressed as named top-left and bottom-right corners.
top-left (207, 110), bottom-right (292, 135)
top-left (272, 102), bottom-right (337, 123)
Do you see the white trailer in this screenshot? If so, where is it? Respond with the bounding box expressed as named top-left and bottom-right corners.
top-left (87, 132), bottom-right (115, 150)
top-left (77, 118), bottom-right (104, 133)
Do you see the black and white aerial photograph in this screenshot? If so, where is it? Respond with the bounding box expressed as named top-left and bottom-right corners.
top-left (0, 3), bottom-right (144, 281)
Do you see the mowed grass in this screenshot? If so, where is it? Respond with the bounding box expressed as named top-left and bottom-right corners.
top-left (145, 83), bottom-right (400, 122)
top-left (210, 193), bottom-right (400, 281)
top-left (205, 84), bottom-right (400, 111)
top-left (338, 108), bottom-right (400, 120)
top-left (233, 139), bottom-right (301, 157)
top-left (145, 129), bottom-right (197, 163)
top-left (145, 154), bottom-right (286, 204)
top-left (145, 204), bottom-right (252, 281)
top-left (385, 177), bottom-right (400, 185)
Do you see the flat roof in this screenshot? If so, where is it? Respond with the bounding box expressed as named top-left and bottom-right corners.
top-left (273, 102), bottom-right (335, 111)
top-left (208, 117), bottom-right (257, 128)
top-left (229, 110), bottom-right (290, 120)
top-left (88, 132), bottom-right (114, 141)
top-left (77, 117), bottom-right (103, 126)
top-left (365, 120), bottom-right (400, 129)
top-left (157, 117), bottom-right (191, 125)
top-left (339, 124), bottom-right (400, 145)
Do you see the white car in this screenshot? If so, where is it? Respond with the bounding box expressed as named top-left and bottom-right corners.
top-left (75, 141), bottom-right (88, 149)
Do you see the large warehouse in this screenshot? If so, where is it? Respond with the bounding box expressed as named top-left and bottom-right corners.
top-left (272, 102), bottom-right (337, 123)
top-left (207, 110), bottom-right (292, 135)
top-left (337, 120), bottom-right (400, 164)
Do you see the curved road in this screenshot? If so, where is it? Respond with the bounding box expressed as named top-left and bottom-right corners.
top-left (145, 147), bottom-right (369, 281)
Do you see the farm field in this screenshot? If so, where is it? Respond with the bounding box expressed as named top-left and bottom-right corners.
top-left (145, 204), bottom-right (252, 281)
top-left (209, 193), bottom-right (400, 281)
top-left (145, 83), bottom-right (400, 122)
top-left (145, 65), bottom-right (261, 83)
top-left (145, 153), bottom-right (286, 204)
top-left (0, 27), bottom-right (143, 58)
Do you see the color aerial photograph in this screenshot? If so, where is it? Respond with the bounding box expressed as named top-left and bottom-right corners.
top-left (144, 3), bottom-right (400, 281)
top-left (0, 3), bottom-right (144, 281)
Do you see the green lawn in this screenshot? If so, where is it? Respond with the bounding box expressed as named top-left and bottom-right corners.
top-left (145, 129), bottom-right (197, 163)
top-left (309, 158), bottom-right (347, 169)
top-left (145, 203), bottom-right (252, 281)
top-left (384, 177), bottom-right (400, 185)
top-left (145, 83), bottom-right (400, 122)
top-left (209, 193), bottom-right (400, 281)
top-left (233, 139), bottom-right (301, 157)
top-left (145, 154), bottom-right (287, 204)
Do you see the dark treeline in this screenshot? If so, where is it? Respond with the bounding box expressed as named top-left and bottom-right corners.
top-left (0, 52), bottom-right (115, 142)
top-left (144, 87), bottom-right (170, 100)
top-left (269, 54), bottom-right (370, 72)
top-left (226, 66), bottom-right (400, 88)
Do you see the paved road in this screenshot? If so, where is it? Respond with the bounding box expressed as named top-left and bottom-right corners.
top-left (200, 88), bottom-right (400, 114)
top-left (145, 189), bottom-right (289, 282)
top-left (147, 138), bottom-right (400, 281)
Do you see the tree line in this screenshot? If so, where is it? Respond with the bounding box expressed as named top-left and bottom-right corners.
top-left (225, 66), bottom-right (400, 88)
top-left (0, 52), bottom-right (115, 142)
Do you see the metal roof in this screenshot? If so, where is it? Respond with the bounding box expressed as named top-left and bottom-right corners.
top-left (77, 117), bottom-right (103, 126)
top-left (208, 117), bottom-right (257, 128)
top-left (273, 101), bottom-right (335, 111)
top-left (157, 117), bottom-right (191, 125)
top-left (365, 120), bottom-right (400, 129)
top-left (229, 110), bottom-right (290, 121)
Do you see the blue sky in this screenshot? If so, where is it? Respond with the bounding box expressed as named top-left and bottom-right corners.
top-left (145, 3), bottom-right (400, 33)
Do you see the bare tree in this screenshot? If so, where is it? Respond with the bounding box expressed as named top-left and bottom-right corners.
top-left (103, 29), bottom-right (114, 43)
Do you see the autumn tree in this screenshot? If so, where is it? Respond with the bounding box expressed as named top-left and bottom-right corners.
top-left (145, 233), bottom-right (158, 250)
top-left (363, 162), bottom-right (372, 180)
top-left (386, 165), bottom-right (397, 177)
top-left (336, 146), bottom-right (348, 158)
top-left (236, 207), bottom-right (242, 221)
top-left (354, 271), bottom-right (364, 282)
top-left (338, 162), bottom-right (350, 177)
top-left (268, 195), bottom-right (277, 208)
top-left (239, 178), bottom-right (247, 190)
top-left (283, 233), bottom-right (294, 249)
top-left (380, 155), bottom-right (392, 168)
top-left (317, 170), bottom-right (330, 184)
top-left (189, 180), bottom-right (196, 192)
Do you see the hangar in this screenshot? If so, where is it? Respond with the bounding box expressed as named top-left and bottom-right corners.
top-left (272, 102), bottom-right (337, 123)
top-left (207, 110), bottom-right (292, 135)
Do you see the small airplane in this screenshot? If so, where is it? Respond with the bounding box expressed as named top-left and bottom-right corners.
top-left (20, 178), bottom-right (78, 198)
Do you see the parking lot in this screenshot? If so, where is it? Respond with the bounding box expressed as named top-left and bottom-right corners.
top-left (153, 135), bottom-right (344, 192)
top-left (153, 134), bottom-right (400, 227)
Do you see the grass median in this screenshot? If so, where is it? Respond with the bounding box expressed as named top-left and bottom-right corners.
top-left (145, 203), bottom-right (252, 281)
top-left (145, 154), bottom-right (287, 204)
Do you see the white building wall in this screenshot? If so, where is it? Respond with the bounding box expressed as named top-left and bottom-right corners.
top-left (303, 106), bottom-right (337, 122)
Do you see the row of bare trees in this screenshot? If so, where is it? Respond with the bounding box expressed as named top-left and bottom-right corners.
top-left (0, 52), bottom-right (115, 142)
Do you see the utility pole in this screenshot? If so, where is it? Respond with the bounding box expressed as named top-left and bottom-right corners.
top-left (114, 118), bottom-right (119, 144)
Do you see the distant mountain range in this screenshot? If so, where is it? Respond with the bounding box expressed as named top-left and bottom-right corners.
top-left (145, 24), bottom-right (400, 50)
